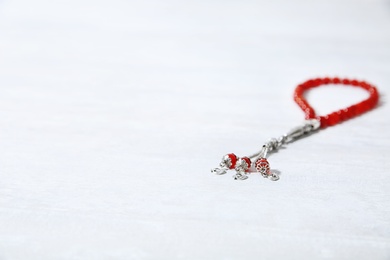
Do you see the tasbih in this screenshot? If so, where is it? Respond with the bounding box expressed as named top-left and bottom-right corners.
top-left (211, 77), bottom-right (379, 181)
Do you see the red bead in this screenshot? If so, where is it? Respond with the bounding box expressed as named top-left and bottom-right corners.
top-left (293, 77), bottom-right (379, 129)
top-left (300, 101), bottom-right (307, 110)
top-left (323, 77), bottom-right (331, 84)
top-left (227, 153), bottom-right (238, 169)
top-left (342, 79), bottom-right (350, 84)
top-left (332, 77), bottom-right (341, 84)
top-left (305, 80), bottom-right (314, 88)
top-left (241, 157), bottom-right (252, 172)
top-left (321, 116), bottom-right (329, 128)
top-left (350, 105), bottom-right (358, 117)
top-left (342, 108), bottom-right (351, 120)
top-left (296, 85), bottom-right (304, 93)
top-left (255, 158), bottom-right (271, 176)
top-left (327, 112), bottom-right (339, 126)
top-left (351, 80), bottom-right (359, 86)
top-left (360, 81), bottom-right (370, 90)
top-left (337, 110), bottom-right (346, 122)
top-left (305, 108), bottom-right (315, 119)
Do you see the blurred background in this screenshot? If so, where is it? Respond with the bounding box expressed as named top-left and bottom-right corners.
top-left (0, 0), bottom-right (389, 259)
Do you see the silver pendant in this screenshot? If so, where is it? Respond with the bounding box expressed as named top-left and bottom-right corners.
top-left (211, 119), bottom-right (320, 181)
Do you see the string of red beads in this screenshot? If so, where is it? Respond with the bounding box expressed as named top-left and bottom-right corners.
top-left (294, 77), bottom-right (379, 129)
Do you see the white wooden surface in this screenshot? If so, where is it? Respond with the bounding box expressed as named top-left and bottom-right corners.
top-left (1, 0), bottom-right (390, 259)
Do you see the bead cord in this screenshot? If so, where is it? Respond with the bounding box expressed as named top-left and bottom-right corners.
top-left (294, 77), bottom-right (379, 129)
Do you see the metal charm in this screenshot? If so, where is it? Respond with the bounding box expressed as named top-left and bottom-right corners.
top-left (211, 119), bottom-right (320, 182)
top-left (211, 153), bottom-right (237, 175)
top-left (233, 157), bottom-right (251, 180)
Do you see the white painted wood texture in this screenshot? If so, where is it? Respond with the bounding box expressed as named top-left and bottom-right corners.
top-left (0, 0), bottom-right (390, 259)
